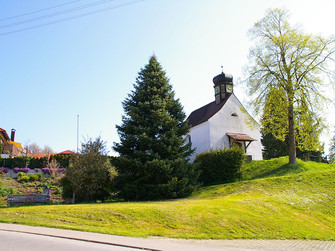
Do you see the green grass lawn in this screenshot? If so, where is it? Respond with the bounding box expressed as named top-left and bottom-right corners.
top-left (0, 157), bottom-right (335, 240)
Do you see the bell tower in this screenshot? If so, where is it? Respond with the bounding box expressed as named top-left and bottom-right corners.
top-left (213, 71), bottom-right (233, 104)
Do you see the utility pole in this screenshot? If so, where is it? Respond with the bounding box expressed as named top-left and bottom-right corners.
top-left (77, 115), bottom-right (79, 153)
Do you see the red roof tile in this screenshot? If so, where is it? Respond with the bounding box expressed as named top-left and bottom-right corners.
top-left (56, 150), bottom-right (77, 155)
top-left (30, 153), bottom-right (49, 158)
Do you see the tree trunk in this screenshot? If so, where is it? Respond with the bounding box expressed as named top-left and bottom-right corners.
top-left (288, 101), bottom-right (297, 164)
top-left (72, 192), bottom-right (76, 204)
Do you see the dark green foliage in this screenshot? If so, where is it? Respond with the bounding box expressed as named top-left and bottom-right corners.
top-left (29, 157), bottom-right (47, 169)
top-left (262, 133), bottom-right (326, 162)
top-left (113, 56), bottom-right (198, 200)
top-left (50, 154), bottom-right (71, 169)
top-left (0, 155), bottom-right (71, 169)
top-left (0, 156), bottom-right (30, 168)
top-left (61, 137), bottom-right (117, 202)
top-left (329, 132), bottom-right (335, 163)
top-left (262, 133), bottom-right (288, 160)
top-left (194, 148), bottom-right (245, 186)
top-left (113, 158), bottom-right (199, 200)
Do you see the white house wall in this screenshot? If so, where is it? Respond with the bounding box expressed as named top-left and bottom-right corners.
top-left (188, 121), bottom-right (210, 160)
top-left (208, 94), bottom-right (263, 160)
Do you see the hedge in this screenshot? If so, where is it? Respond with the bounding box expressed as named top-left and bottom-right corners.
top-left (0, 155), bottom-right (72, 169)
top-left (194, 148), bottom-right (245, 186)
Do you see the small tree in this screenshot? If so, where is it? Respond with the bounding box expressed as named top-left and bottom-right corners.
top-left (61, 137), bottom-right (117, 202)
top-left (42, 145), bottom-right (54, 154)
top-left (26, 143), bottom-right (41, 153)
top-left (113, 55), bottom-right (198, 200)
top-left (47, 159), bottom-right (60, 178)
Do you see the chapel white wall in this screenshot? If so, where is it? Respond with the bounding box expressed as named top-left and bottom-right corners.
top-left (189, 94), bottom-right (263, 161)
top-left (188, 121), bottom-right (210, 161)
top-left (208, 94), bottom-right (263, 160)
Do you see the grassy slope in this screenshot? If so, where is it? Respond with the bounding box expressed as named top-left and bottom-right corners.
top-left (0, 158), bottom-right (334, 240)
top-left (0, 177), bottom-right (62, 206)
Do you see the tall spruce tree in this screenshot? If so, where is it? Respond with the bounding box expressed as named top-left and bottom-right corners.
top-left (113, 55), bottom-right (198, 200)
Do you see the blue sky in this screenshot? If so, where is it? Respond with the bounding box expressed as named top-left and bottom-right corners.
top-left (1, 0), bottom-right (335, 155)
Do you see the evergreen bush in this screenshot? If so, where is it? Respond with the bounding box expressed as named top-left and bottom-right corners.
top-left (50, 154), bottom-right (71, 169)
top-left (194, 148), bottom-right (245, 186)
top-left (29, 157), bottom-right (47, 169)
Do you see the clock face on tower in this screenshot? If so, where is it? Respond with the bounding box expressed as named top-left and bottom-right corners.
top-left (226, 84), bottom-right (233, 93)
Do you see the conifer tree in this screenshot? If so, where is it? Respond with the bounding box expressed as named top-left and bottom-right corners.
top-left (113, 55), bottom-right (198, 200)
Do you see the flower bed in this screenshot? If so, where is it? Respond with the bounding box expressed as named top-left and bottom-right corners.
top-left (0, 167), bottom-right (9, 173)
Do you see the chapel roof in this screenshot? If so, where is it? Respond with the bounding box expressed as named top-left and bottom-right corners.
top-left (187, 93), bottom-right (232, 127)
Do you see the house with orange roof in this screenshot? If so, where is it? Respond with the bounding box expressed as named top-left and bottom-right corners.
top-left (30, 150), bottom-right (77, 159)
top-left (0, 128), bottom-right (27, 157)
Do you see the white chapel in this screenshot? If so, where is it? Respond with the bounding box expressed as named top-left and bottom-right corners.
top-left (187, 71), bottom-right (263, 161)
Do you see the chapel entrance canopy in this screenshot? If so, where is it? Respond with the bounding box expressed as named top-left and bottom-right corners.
top-left (226, 133), bottom-right (256, 150)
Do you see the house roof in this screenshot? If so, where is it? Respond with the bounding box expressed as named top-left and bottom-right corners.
top-left (8, 140), bottom-right (23, 149)
top-left (0, 128), bottom-right (10, 141)
top-left (30, 153), bottom-right (49, 158)
top-left (226, 133), bottom-right (256, 142)
top-left (187, 93), bottom-right (232, 127)
top-left (30, 150), bottom-right (76, 158)
top-left (56, 150), bottom-right (77, 155)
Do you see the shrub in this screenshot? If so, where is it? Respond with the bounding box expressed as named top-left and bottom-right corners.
top-left (37, 173), bottom-right (43, 180)
top-left (28, 173), bottom-right (39, 181)
top-left (13, 167), bottom-right (20, 173)
top-left (47, 159), bottom-right (60, 177)
top-left (17, 172), bottom-right (26, 178)
top-left (17, 172), bottom-right (30, 183)
top-left (0, 167), bottom-right (9, 173)
top-left (0, 167), bottom-right (9, 176)
top-left (61, 137), bottom-right (117, 202)
top-left (34, 168), bottom-right (41, 172)
top-left (194, 148), bottom-right (245, 186)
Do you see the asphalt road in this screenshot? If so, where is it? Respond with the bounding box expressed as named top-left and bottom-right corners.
top-left (0, 230), bottom-right (136, 251)
top-left (0, 223), bottom-right (334, 251)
